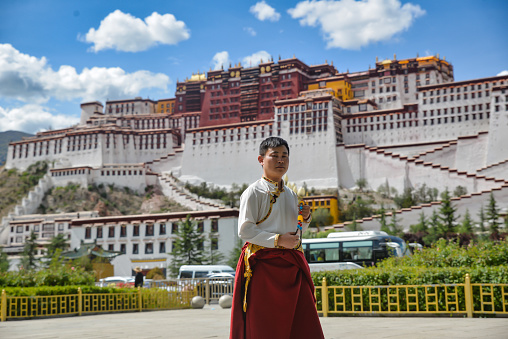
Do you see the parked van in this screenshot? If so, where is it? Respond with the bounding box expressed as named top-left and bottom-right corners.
top-left (178, 265), bottom-right (235, 279)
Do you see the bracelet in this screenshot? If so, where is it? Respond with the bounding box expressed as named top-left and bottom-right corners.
top-left (274, 234), bottom-right (280, 248)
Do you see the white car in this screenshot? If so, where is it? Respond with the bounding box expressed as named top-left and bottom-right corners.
top-left (98, 276), bottom-right (135, 287)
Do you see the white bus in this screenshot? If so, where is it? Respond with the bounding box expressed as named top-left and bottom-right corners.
top-left (302, 231), bottom-right (410, 272)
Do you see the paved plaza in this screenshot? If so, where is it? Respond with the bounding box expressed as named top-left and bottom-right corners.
top-left (1, 305), bottom-right (507, 339)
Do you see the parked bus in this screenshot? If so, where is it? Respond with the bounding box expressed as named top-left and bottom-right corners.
top-left (302, 231), bottom-right (410, 272)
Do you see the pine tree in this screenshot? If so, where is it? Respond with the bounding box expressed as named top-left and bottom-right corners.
top-left (379, 207), bottom-right (390, 234)
top-left (424, 210), bottom-right (441, 245)
top-left (486, 192), bottom-right (499, 235)
top-left (46, 234), bottom-right (68, 258)
top-left (410, 212), bottom-right (428, 233)
top-left (438, 189), bottom-right (459, 236)
top-left (168, 215), bottom-right (206, 277)
top-left (226, 238), bottom-right (244, 268)
top-left (458, 209), bottom-right (474, 235)
top-left (389, 212), bottom-right (404, 237)
top-left (207, 236), bottom-right (225, 265)
top-left (477, 206), bottom-right (487, 236)
top-left (20, 231), bottom-right (38, 270)
top-left (0, 247), bottom-right (9, 272)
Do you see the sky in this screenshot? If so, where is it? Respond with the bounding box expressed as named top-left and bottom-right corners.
top-left (0, 0), bottom-right (507, 134)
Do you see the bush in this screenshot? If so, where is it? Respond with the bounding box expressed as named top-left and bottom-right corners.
top-left (377, 239), bottom-right (508, 269)
top-left (0, 263), bottom-right (95, 288)
top-left (312, 265), bottom-right (508, 287)
top-left (1, 285), bottom-right (133, 296)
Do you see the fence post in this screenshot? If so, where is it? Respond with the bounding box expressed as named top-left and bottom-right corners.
top-left (138, 287), bottom-right (143, 312)
top-left (321, 277), bottom-right (329, 318)
top-left (1, 290), bottom-right (7, 322)
top-left (464, 274), bottom-right (473, 318)
top-left (205, 279), bottom-right (210, 305)
top-left (78, 287), bottom-right (82, 316)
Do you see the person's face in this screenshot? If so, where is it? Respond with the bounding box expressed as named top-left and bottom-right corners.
top-left (258, 145), bottom-right (289, 182)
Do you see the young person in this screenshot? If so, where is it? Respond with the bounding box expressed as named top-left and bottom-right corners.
top-left (230, 137), bottom-right (324, 339)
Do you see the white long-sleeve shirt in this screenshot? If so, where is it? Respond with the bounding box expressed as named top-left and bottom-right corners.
top-left (238, 177), bottom-right (310, 248)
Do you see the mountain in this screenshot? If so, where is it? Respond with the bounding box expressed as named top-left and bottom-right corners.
top-left (0, 131), bottom-right (33, 166)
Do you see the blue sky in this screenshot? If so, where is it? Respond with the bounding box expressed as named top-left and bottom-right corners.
top-left (1, 0), bottom-right (507, 134)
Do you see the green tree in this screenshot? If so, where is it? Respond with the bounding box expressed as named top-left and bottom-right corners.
top-left (208, 236), bottom-right (225, 265)
top-left (394, 187), bottom-right (416, 209)
top-left (310, 208), bottom-right (333, 231)
top-left (355, 178), bottom-right (368, 192)
top-left (378, 207), bottom-right (390, 234)
top-left (388, 212), bottom-right (404, 237)
top-left (226, 238), bottom-right (244, 268)
top-left (377, 181), bottom-right (391, 199)
top-left (20, 231), bottom-right (38, 270)
top-left (439, 189), bottom-right (459, 235)
top-left (346, 217), bottom-right (362, 231)
top-left (477, 206), bottom-right (487, 236)
top-left (168, 215), bottom-right (206, 277)
top-left (343, 196), bottom-right (374, 221)
top-left (453, 185), bottom-right (468, 197)
top-left (458, 209), bottom-right (474, 235)
top-left (486, 192), bottom-right (499, 235)
top-left (0, 247), bottom-right (9, 272)
top-left (410, 212), bottom-right (428, 233)
top-left (45, 233), bottom-right (68, 259)
top-left (424, 210), bottom-right (441, 245)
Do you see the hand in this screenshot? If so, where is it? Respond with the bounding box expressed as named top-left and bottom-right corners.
top-left (278, 231), bottom-right (300, 249)
top-left (301, 204), bottom-right (311, 221)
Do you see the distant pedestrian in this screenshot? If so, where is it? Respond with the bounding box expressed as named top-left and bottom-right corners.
top-left (134, 266), bottom-right (144, 288)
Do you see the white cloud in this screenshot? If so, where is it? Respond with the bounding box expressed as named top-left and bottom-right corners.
top-left (288, 0), bottom-right (425, 50)
top-left (244, 27), bottom-right (257, 36)
top-left (83, 10), bottom-right (190, 52)
top-left (212, 51), bottom-right (230, 70)
top-left (0, 104), bottom-right (80, 134)
top-left (0, 43), bottom-right (170, 103)
top-left (497, 70), bottom-right (508, 76)
top-left (242, 51), bottom-right (271, 67)
top-left (250, 1), bottom-right (281, 22)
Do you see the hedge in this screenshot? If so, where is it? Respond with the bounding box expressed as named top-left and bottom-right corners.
top-left (1, 285), bottom-right (133, 296)
top-left (311, 265), bottom-right (508, 287)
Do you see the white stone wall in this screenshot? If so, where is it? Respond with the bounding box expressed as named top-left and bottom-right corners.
top-left (50, 166), bottom-right (158, 194)
top-left (6, 131), bottom-right (177, 171)
top-left (336, 143), bottom-right (503, 194)
top-left (179, 95), bottom-right (340, 188)
top-left (477, 161), bottom-right (508, 181)
top-left (454, 133), bottom-right (489, 173)
top-left (486, 86), bottom-right (508, 166)
top-left (339, 184), bottom-right (508, 232)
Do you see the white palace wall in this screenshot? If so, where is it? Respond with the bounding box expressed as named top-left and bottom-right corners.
top-left (343, 184), bottom-right (508, 232)
top-left (486, 85), bottom-right (508, 166)
top-left (336, 143), bottom-right (504, 194)
top-left (50, 165), bottom-right (158, 193)
top-left (6, 130), bottom-right (177, 171)
top-left (179, 93), bottom-right (340, 188)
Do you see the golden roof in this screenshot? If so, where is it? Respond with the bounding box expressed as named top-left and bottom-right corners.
top-left (187, 72), bottom-right (206, 82)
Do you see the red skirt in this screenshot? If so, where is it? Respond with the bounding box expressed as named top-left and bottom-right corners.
top-left (230, 243), bottom-right (324, 339)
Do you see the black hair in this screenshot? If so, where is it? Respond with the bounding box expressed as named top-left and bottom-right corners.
top-left (259, 137), bottom-right (290, 156)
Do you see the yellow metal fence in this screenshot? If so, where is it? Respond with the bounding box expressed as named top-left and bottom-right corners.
top-left (0, 287), bottom-right (195, 321)
top-left (316, 274), bottom-right (508, 318)
top-left (2, 274), bottom-right (507, 321)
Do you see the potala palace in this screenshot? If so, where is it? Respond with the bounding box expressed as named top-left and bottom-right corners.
top-left (1, 54), bottom-right (507, 276)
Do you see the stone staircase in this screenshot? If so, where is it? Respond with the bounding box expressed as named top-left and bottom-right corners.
top-left (158, 173), bottom-right (227, 211)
